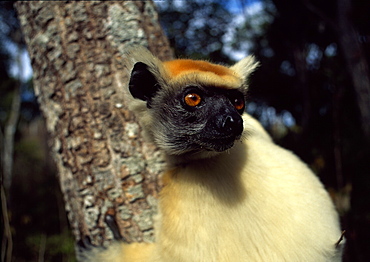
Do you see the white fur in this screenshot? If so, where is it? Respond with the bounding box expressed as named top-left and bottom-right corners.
top-left (230, 55), bottom-right (259, 82)
top-left (86, 114), bottom-right (344, 262)
top-left (153, 114), bottom-right (344, 261)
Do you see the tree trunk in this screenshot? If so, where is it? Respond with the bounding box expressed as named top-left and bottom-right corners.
top-left (15, 1), bottom-right (173, 248)
top-left (2, 83), bottom-right (20, 193)
top-left (304, 0), bottom-right (370, 141)
top-left (336, 0), bottom-right (370, 141)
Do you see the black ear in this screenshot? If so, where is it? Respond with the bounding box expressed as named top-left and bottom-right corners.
top-left (129, 62), bottom-right (160, 105)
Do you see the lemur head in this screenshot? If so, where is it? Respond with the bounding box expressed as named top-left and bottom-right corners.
top-left (126, 47), bottom-right (258, 158)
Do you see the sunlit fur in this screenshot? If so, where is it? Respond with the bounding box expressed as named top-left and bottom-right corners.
top-left (84, 47), bottom-right (344, 261)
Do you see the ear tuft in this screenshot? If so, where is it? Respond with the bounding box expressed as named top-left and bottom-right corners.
top-left (129, 62), bottom-right (160, 105)
top-left (230, 56), bottom-right (259, 81)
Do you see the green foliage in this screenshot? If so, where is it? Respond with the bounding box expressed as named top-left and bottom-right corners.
top-left (15, 138), bottom-right (44, 163)
top-left (25, 231), bottom-right (77, 262)
top-left (157, 0), bottom-right (233, 62)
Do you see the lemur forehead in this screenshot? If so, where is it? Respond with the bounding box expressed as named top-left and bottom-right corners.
top-left (163, 59), bottom-right (243, 89)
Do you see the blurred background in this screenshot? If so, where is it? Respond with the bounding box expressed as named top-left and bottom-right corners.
top-left (1, 0), bottom-right (369, 261)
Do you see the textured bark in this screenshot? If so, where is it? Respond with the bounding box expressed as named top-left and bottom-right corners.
top-left (15, 1), bottom-right (173, 246)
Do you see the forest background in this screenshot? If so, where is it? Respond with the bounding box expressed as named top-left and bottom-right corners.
top-left (1, 0), bottom-right (369, 261)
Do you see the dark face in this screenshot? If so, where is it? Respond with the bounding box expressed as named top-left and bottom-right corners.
top-left (150, 85), bottom-right (245, 155)
top-left (129, 62), bottom-right (246, 155)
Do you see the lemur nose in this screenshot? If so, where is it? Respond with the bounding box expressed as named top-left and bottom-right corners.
top-left (222, 114), bottom-right (243, 134)
top-left (222, 115), bottom-right (235, 128)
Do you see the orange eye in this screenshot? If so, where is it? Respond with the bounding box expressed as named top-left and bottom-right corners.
top-left (184, 93), bottom-right (202, 107)
top-left (233, 98), bottom-right (245, 111)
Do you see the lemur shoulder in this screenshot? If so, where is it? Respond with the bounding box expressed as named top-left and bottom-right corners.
top-left (80, 47), bottom-right (344, 262)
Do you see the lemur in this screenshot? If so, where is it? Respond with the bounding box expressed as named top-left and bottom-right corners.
top-left (79, 47), bottom-right (344, 262)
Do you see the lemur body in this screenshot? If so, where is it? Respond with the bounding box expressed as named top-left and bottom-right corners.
top-left (81, 47), bottom-right (344, 261)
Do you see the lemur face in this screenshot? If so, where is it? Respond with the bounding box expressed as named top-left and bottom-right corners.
top-left (150, 84), bottom-right (245, 154)
top-left (128, 57), bottom-right (255, 156)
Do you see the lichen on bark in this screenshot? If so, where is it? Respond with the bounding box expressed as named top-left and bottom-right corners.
top-left (15, 1), bottom-right (172, 246)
